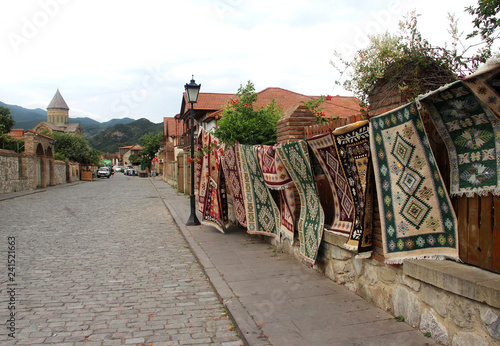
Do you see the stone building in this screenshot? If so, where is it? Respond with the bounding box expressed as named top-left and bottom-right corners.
top-left (32, 89), bottom-right (83, 136)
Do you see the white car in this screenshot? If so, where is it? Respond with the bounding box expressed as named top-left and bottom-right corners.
top-left (97, 167), bottom-right (111, 178)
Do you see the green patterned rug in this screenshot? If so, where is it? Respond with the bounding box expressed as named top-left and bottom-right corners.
top-left (421, 81), bottom-right (500, 197)
top-left (238, 144), bottom-right (281, 240)
top-left (276, 140), bottom-right (324, 264)
top-left (463, 63), bottom-right (500, 118)
top-left (370, 102), bottom-right (459, 264)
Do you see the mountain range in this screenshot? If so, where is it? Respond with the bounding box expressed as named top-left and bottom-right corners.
top-left (2, 101), bottom-right (163, 153)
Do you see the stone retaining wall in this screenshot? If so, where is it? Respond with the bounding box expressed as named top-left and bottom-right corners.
top-left (0, 149), bottom-right (35, 194)
top-left (0, 149), bottom-right (81, 194)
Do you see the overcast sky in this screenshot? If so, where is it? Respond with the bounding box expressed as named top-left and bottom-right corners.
top-left (0, 0), bottom-right (486, 124)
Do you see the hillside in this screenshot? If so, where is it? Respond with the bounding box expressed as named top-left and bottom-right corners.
top-left (87, 118), bottom-right (163, 153)
top-left (0, 101), bottom-right (47, 130)
top-left (70, 117), bottom-right (135, 137)
top-left (2, 101), bottom-right (135, 137)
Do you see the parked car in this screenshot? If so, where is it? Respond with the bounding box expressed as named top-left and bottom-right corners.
top-left (97, 167), bottom-right (111, 178)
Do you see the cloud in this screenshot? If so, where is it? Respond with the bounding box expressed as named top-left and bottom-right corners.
top-left (0, 0), bottom-right (489, 124)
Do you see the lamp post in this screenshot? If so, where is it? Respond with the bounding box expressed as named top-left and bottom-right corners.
top-left (185, 76), bottom-right (201, 226)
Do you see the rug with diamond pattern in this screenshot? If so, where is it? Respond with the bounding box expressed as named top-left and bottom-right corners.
top-left (307, 132), bottom-right (354, 239)
top-left (276, 140), bottom-right (324, 264)
top-left (332, 120), bottom-right (373, 254)
top-left (370, 102), bottom-right (459, 264)
top-left (421, 81), bottom-right (500, 197)
top-left (221, 144), bottom-right (247, 227)
top-left (239, 144), bottom-right (281, 240)
top-left (256, 145), bottom-right (296, 243)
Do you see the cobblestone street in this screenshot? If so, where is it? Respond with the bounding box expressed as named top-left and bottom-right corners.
top-left (0, 174), bottom-right (243, 345)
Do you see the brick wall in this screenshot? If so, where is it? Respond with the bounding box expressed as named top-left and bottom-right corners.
top-left (277, 104), bottom-right (317, 144)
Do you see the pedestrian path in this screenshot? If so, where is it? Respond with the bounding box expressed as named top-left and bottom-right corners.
top-left (151, 178), bottom-right (435, 346)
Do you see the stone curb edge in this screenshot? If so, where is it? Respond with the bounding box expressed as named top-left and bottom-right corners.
top-left (150, 180), bottom-right (270, 346)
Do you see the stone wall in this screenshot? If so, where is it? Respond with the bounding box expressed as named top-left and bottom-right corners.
top-left (0, 149), bottom-right (81, 194)
top-left (0, 149), bottom-right (35, 194)
top-left (67, 162), bottom-right (80, 182)
top-left (54, 161), bottom-right (66, 185)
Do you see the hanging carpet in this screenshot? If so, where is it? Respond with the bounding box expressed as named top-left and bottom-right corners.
top-left (307, 133), bottom-right (354, 237)
top-left (332, 120), bottom-right (373, 254)
top-left (370, 102), bottom-right (459, 264)
top-left (221, 144), bottom-right (247, 227)
top-left (276, 140), bottom-right (324, 264)
top-left (256, 145), bottom-right (296, 243)
top-left (238, 144), bottom-right (281, 240)
top-left (420, 81), bottom-right (500, 197)
top-left (462, 63), bottom-right (500, 118)
top-left (196, 129), bottom-right (210, 214)
top-left (195, 129), bottom-right (228, 233)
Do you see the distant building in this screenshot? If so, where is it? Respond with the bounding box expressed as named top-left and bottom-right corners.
top-left (118, 144), bottom-right (143, 166)
top-left (32, 89), bottom-right (83, 136)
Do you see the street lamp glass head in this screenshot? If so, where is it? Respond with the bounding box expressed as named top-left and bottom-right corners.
top-left (184, 76), bottom-right (201, 104)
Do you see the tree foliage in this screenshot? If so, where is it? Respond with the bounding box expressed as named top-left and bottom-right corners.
top-left (212, 81), bottom-right (283, 146)
top-left (140, 131), bottom-right (163, 167)
top-left (50, 132), bottom-right (100, 165)
top-left (0, 106), bottom-right (23, 152)
top-left (332, 9), bottom-right (499, 109)
top-left (0, 106), bottom-right (15, 134)
top-left (466, 0), bottom-right (500, 47)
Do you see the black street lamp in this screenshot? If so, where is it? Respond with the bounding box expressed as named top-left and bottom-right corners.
top-left (185, 76), bottom-right (201, 226)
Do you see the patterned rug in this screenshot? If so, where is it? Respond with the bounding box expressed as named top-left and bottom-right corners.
top-left (463, 63), bottom-right (500, 118)
top-left (196, 129), bottom-right (210, 214)
top-left (370, 102), bottom-right (459, 264)
top-left (256, 145), bottom-right (296, 243)
top-left (332, 120), bottom-right (373, 254)
top-left (195, 129), bottom-right (228, 233)
top-left (221, 144), bottom-right (247, 227)
top-left (276, 140), bottom-right (324, 264)
top-left (307, 133), bottom-right (354, 237)
top-left (238, 144), bottom-right (281, 240)
top-left (420, 81), bottom-right (500, 197)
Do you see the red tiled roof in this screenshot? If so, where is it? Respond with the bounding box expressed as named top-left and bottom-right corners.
top-left (7, 129), bottom-right (24, 139)
top-left (182, 92), bottom-right (233, 114)
top-left (164, 117), bottom-right (179, 138)
top-left (209, 88), bottom-right (361, 120)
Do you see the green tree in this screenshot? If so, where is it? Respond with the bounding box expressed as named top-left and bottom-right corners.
top-left (140, 131), bottom-right (163, 168)
top-left (331, 12), bottom-right (478, 110)
top-left (466, 0), bottom-right (500, 49)
top-left (0, 106), bottom-right (15, 134)
top-left (128, 153), bottom-right (142, 164)
top-left (50, 132), bottom-right (100, 165)
top-left (212, 81), bottom-right (283, 146)
top-left (0, 106), bottom-right (16, 133)
top-left (0, 106), bottom-right (23, 152)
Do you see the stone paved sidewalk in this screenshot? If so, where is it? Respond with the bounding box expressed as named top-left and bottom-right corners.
top-left (152, 178), bottom-right (436, 346)
top-left (0, 174), bottom-right (243, 345)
